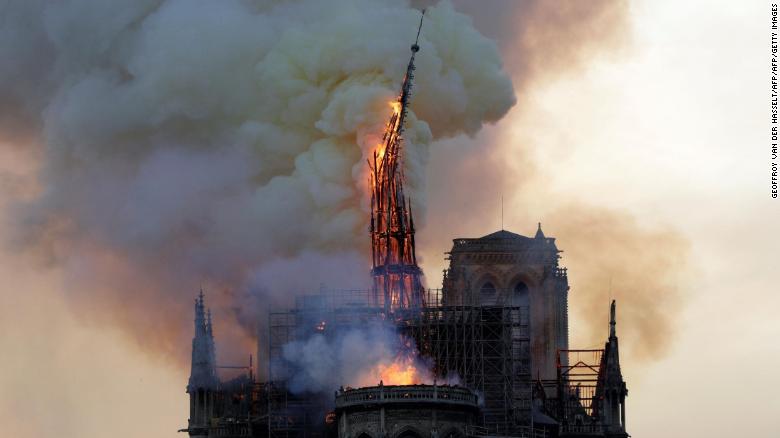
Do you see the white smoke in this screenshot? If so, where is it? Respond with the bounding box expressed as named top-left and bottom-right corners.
top-left (280, 322), bottom-right (433, 394)
top-left (1, 0), bottom-right (515, 363)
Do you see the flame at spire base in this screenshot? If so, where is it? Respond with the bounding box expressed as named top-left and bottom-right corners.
top-left (358, 341), bottom-right (434, 387)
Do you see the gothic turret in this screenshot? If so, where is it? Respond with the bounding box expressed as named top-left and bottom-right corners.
top-left (597, 300), bottom-right (629, 438)
top-left (188, 289), bottom-right (218, 391)
top-left (185, 289), bottom-right (219, 437)
top-left (534, 222), bottom-right (546, 239)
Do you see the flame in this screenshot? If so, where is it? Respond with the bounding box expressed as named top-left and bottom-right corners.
top-left (360, 340), bottom-right (433, 386)
top-left (374, 359), bottom-right (425, 385)
top-left (374, 143), bottom-right (386, 163)
top-left (373, 100), bottom-right (402, 163)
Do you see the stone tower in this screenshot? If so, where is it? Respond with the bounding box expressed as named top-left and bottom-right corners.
top-left (185, 290), bottom-right (219, 438)
top-left (442, 224), bottom-right (569, 380)
top-left (597, 300), bottom-right (629, 438)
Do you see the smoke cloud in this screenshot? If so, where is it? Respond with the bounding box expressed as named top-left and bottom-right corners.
top-left (280, 321), bottom-right (434, 394)
top-left (418, 0), bottom-right (691, 364)
top-left (1, 0), bottom-right (685, 375)
top-left (544, 204), bottom-right (690, 360)
top-left (0, 0), bottom-right (514, 365)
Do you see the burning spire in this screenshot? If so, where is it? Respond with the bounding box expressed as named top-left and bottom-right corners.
top-left (369, 11), bottom-right (426, 313)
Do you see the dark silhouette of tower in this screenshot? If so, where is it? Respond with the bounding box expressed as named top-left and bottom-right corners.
top-left (185, 290), bottom-right (218, 438)
top-left (597, 300), bottom-right (629, 438)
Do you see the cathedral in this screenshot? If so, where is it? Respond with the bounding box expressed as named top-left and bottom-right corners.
top-left (180, 226), bottom-right (629, 438)
top-left (179, 13), bottom-right (629, 438)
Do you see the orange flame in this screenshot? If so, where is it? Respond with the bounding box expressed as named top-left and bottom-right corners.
top-left (374, 360), bottom-right (425, 385)
top-left (373, 100), bottom-right (402, 163)
top-left (359, 342), bottom-right (433, 387)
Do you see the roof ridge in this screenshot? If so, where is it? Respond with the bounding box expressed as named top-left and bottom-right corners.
top-left (479, 229), bottom-right (529, 240)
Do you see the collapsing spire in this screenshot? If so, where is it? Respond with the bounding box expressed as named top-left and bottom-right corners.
top-left (369, 10), bottom-right (426, 313)
top-left (188, 290), bottom-right (218, 391)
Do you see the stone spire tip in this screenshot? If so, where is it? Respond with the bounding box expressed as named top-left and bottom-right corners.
top-left (610, 299), bottom-right (617, 338)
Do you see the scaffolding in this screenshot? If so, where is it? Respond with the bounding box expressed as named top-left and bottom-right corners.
top-left (555, 349), bottom-right (605, 435)
top-left (266, 288), bottom-right (532, 438)
top-left (403, 289), bottom-right (531, 437)
top-left (267, 289), bottom-right (386, 438)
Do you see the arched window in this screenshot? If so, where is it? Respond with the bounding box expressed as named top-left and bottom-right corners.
top-left (480, 281), bottom-right (496, 305)
top-left (512, 282), bottom-right (529, 307)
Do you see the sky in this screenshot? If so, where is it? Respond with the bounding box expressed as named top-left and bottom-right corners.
top-left (421, 1), bottom-right (778, 436)
top-left (0, 1), bottom-right (777, 437)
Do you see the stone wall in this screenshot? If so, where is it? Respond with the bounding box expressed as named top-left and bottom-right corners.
top-left (336, 385), bottom-right (478, 438)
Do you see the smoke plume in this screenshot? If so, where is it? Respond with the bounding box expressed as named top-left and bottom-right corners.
top-left (418, 0), bottom-right (691, 364)
top-left (280, 321), bottom-right (434, 394)
top-left (0, 0), bottom-right (515, 365)
top-left (1, 0), bottom-right (686, 372)
top-left (545, 204), bottom-right (690, 360)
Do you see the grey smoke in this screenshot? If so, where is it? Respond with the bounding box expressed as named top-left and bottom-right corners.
top-left (280, 321), bottom-right (433, 393)
top-left (0, 0), bottom-right (515, 363)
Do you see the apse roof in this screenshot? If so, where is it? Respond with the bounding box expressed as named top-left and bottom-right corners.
top-left (449, 225), bottom-right (558, 254)
top-left (479, 229), bottom-right (529, 240)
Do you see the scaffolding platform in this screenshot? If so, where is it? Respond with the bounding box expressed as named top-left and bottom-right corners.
top-left (266, 288), bottom-right (532, 438)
